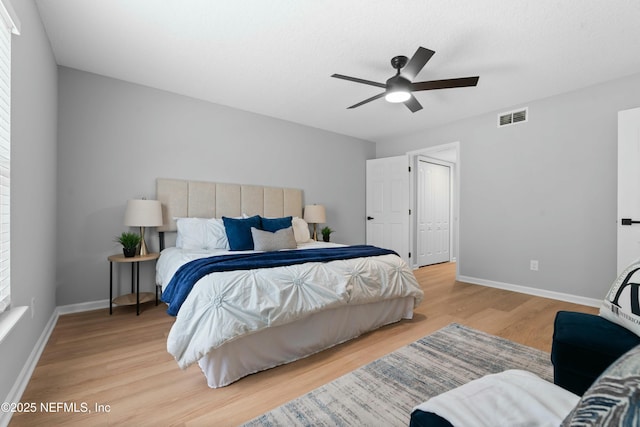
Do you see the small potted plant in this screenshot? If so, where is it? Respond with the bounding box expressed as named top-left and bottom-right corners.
top-left (115, 231), bottom-right (141, 257)
top-left (321, 226), bottom-right (334, 242)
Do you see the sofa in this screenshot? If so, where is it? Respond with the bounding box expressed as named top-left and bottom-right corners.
top-left (410, 310), bottom-right (640, 426)
top-left (551, 310), bottom-right (640, 395)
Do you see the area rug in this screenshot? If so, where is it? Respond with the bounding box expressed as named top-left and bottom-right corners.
top-left (242, 323), bottom-right (553, 427)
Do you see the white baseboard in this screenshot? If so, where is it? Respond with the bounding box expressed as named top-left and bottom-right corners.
top-left (457, 275), bottom-right (601, 308)
top-left (56, 299), bottom-right (109, 315)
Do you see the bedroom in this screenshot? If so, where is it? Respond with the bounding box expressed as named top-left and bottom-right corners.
top-left (2, 0), bottom-right (640, 425)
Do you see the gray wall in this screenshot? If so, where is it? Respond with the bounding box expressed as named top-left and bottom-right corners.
top-left (378, 72), bottom-right (640, 300)
top-left (0, 0), bottom-right (58, 408)
top-left (56, 67), bottom-right (375, 306)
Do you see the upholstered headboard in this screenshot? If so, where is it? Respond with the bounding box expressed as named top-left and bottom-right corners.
top-left (156, 178), bottom-right (303, 233)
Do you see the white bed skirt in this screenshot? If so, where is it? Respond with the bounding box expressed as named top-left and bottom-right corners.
top-left (197, 296), bottom-right (415, 388)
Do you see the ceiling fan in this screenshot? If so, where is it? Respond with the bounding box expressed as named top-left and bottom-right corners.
top-left (331, 46), bottom-right (479, 113)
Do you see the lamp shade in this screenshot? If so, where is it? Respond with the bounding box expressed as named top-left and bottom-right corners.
top-left (303, 204), bottom-right (326, 224)
top-left (124, 199), bottom-right (163, 227)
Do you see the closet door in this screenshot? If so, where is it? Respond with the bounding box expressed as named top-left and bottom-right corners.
top-left (417, 159), bottom-right (450, 266)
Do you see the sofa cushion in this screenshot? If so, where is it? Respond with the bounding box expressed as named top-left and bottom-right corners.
top-left (561, 344), bottom-right (640, 426)
top-left (551, 311), bottom-right (640, 396)
top-left (600, 260), bottom-right (640, 337)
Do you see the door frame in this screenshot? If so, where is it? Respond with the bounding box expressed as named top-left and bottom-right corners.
top-left (416, 155), bottom-right (454, 267)
top-left (407, 141), bottom-right (460, 279)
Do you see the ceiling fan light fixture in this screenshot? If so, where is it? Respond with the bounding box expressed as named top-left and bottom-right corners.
top-left (384, 75), bottom-right (411, 103)
top-left (385, 90), bottom-right (411, 103)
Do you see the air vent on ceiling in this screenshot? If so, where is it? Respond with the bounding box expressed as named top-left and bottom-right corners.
top-left (498, 107), bottom-right (528, 128)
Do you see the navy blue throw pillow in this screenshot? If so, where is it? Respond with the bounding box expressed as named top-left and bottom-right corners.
top-left (260, 216), bottom-right (293, 233)
top-left (222, 215), bottom-right (262, 251)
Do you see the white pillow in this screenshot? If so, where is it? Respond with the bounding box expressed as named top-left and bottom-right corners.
top-left (175, 217), bottom-right (229, 250)
top-left (251, 226), bottom-right (297, 252)
top-left (292, 217), bottom-right (311, 243)
top-left (600, 259), bottom-right (640, 336)
top-left (208, 218), bottom-right (229, 249)
top-left (175, 217), bottom-right (203, 249)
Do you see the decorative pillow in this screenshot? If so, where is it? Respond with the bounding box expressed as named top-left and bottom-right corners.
top-left (260, 216), bottom-right (293, 233)
top-left (600, 260), bottom-right (640, 337)
top-left (251, 226), bottom-right (297, 252)
top-left (222, 215), bottom-right (261, 251)
top-left (292, 217), bottom-right (311, 243)
top-left (561, 344), bottom-right (640, 426)
top-left (175, 217), bottom-right (229, 250)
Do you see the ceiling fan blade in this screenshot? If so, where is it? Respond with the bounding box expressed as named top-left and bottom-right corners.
top-left (331, 74), bottom-right (386, 89)
top-left (347, 92), bottom-right (386, 109)
top-left (411, 76), bottom-right (480, 91)
top-left (404, 94), bottom-right (423, 113)
top-left (401, 47), bottom-right (435, 81)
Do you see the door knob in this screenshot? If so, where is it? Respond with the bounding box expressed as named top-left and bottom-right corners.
top-left (367, 216), bottom-right (374, 220)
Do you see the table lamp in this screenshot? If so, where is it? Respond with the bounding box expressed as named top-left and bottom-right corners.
top-left (124, 199), bottom-right (163, 256)
top-left (303, 204), bottom-right (326, 241)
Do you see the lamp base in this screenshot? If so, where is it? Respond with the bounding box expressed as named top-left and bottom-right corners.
top-left (312, 223), bottom-right (318, 241)
top-left (139, 226), bottom-right (149, 256)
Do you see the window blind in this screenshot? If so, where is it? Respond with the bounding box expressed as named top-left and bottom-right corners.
top-left (0, 0), bottom-right (19, 315)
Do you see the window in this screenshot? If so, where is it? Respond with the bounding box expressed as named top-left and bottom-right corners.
top-left (0, 0), bottom-right (20, 318)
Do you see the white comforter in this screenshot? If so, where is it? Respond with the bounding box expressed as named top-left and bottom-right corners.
top-left (157, 242), bottom-right (423, 369)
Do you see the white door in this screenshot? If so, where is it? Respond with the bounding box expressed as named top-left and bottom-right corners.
top-left (618, 107), bottom-right (640, 273)
top-left (366, 156), bottom-right (410, 264)
top-left (417, 159), bottom-right (451, 266)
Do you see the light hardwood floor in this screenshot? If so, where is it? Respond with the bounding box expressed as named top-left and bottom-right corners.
top-left (10, 262), bottom-right (598, 426)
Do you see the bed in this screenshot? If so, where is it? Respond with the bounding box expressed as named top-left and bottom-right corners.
top-left (155, 178), bottom-right (424, 388)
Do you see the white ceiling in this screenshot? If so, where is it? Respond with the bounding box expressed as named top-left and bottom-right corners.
top-left (35, 0), bottom-right (640, 144)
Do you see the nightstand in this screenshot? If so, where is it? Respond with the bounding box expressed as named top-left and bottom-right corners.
top-left (108, 252), bottom-right (160, 315)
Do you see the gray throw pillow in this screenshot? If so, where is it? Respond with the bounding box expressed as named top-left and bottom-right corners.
top-left (251, 226), bottom-right (297, 252)
top-left (561, 344), bottom-right (640, 426)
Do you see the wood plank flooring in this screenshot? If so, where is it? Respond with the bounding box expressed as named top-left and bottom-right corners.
top-left (10, 262), bottom-right (598, 426)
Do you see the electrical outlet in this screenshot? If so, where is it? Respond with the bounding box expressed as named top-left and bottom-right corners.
top-left (30, 297), bottom-right (36, 319)
top-left (530, 260), bottom-right (539, 271)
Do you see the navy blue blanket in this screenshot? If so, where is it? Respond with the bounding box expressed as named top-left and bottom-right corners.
top-left (161, 245), bottom-right (398, 316)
